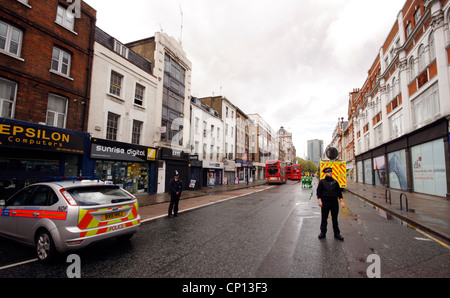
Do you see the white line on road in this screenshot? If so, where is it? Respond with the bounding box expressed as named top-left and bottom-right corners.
top-left (141, 187), bottom-right (273, 224)
top-left (0, 258), bottom-right (38, 271)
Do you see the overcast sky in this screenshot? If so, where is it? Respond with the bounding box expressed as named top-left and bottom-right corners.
top-left (84, 0), bottom-right (406, 157)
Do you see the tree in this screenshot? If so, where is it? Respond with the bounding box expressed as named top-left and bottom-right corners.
top-left (295, 157), bottom-right (318, 174)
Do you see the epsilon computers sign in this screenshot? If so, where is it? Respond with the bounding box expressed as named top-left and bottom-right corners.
top-left (0, 118), bottom-right (86, 154)
top-left (90, 138), bottom-right (156, 162)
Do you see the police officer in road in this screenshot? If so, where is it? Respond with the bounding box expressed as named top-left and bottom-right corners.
top-left (316, 167), bottom-right (345, 240)
top-left (168, 170), bottom-right (183, 218)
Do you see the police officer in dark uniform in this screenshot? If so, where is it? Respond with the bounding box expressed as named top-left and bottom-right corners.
top-left (168, 170), bottom-right (183, 218)
top-left (316, 167), bottom-right (345, 240)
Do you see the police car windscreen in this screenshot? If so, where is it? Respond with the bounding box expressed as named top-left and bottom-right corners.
top-left (67, 186), bottom-right (134, 206)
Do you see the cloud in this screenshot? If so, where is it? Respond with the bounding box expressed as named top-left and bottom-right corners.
top-left (85, 0), bottom-right (406, 157)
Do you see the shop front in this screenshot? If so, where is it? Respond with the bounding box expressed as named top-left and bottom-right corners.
top-left (0, 118), bottom-right (91, 199)
top-left (202, 160), bottom-right (223, 187)
top-left (223, 160), bottom-right (236, 185)
top-left (90, 138), bottom-right (157, 194)
top-left (356, 117), bottom-right (449, 198)
top-left (189, 155), bottom-right (202, 190)
top-left (159, 147), bottom-right (190, 193)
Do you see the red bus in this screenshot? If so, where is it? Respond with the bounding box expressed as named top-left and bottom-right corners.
top-left (291, 164), bottom-right (301, 180)
top-left (286, 165), bottom-right (292, 180)
top-left (266, 160), bottom-right (287, 184)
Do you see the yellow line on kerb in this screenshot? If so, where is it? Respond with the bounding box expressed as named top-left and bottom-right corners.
top-left (407, 223), bottom-right (450, 250)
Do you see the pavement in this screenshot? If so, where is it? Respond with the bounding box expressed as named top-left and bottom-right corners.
top-left (345, 180), bottom-right (450, 244)
top-left (134, 178), bottom-right (450, 244)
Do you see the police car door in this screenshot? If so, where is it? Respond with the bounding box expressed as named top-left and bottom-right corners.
top-left (15, 185), bottom-right (59, 244)
top-left (0, 186), bottom-right (37, 240)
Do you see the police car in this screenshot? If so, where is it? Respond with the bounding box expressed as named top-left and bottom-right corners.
top-left (0, 178), bottom-right (141, 262)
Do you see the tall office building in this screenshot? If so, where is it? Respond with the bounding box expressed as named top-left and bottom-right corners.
top-left (307, 139), bottom-right (323, 166)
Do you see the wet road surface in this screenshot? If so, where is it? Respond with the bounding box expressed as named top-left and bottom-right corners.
top-left (1, 180), bottom-right (449, 278)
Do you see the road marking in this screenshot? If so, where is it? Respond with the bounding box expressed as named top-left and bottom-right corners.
top-left (415, 237), bottom-right (432, 241)
top-left (0, 258), bottom-right (38, 270)
top-left (141, 186), bottom-right (274, 223)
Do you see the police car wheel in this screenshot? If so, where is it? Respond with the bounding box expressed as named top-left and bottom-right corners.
top-left (35, 230), bottom-right (55, 263)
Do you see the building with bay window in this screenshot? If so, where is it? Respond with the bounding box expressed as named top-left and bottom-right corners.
top-left (349, 0), bottom-right (450, 198)
top-left (126, 32), bottom-right (192, 193)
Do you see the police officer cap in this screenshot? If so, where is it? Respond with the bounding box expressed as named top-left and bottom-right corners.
top-left (174, 170), bottom-right (179, 176)
top-left (324, 167), bottom-right (332, 173)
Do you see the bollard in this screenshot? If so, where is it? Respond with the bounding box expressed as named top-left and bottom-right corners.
top-left (400, 193), bottom-right (409, 212)
top-left (385, 189), bottom-right (391, 205)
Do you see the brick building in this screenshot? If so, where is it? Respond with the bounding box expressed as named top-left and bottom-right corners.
top-left (0, 0), bottom-right (96, 197)
top-left (349, 0), bottom-right (450, 198)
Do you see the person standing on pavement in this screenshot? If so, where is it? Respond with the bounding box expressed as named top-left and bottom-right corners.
top-left (168, 170), bottom-right (183, 218)
top-left (316, 167), bottom-right (345, 240)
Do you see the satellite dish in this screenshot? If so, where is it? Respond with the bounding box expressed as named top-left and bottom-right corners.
top-left (326, 147), bottom-right (339, 160)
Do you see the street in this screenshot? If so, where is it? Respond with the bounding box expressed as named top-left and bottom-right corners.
top-left (0, 180), bottom-right (449, 279)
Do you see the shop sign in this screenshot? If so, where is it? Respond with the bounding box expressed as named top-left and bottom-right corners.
top-left (242, 153), bottom-right (248, 167)
top-left (90, 138), bottom-right (156, 162)
top-left (202, 160), bottom-right (223, 169)
top-left (0, 118), bottom-right (85, 154)
top-left (160, 147), bottom-right (189, 161)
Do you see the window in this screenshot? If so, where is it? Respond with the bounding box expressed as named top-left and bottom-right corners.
top-left (51, 47), bottom-right (71, 77)
top-left (406, 22), bottom-right (412, 38)
top-left (46, 94), bottom-right (68, 128)
top-left (134, 83), bottom-right (145, 106)
top-left (374, 124), bottom-right (383, 147)
top-left (0, 78), bottom-right (17, 118)
top-left (409, 57), bottom-right (415, 81)
top-left (161, 54), bottom-right (185, 142)
top-left (195, 117), bottom-right (199, 134)
top-left (414, 8), bottom-right (422, 25)
top-left (0, 21), bottom-right (23, 58)
top-left (429, 33), bottom-right (435, 61)
top-left (389, 111), bottom-right (403, 140)
top-left (106, 112), bottom-right (120, 140)
top-left (412, 83), bottom-right (440, 128)
top-left (131, 120), bottom-right (143, 145)
top-left (418, 44), bottom-right (426, 71)
top-left (114, 40), bottom-right (128, 58)
top-left (392, 77), bottom-right (399, 97)
top-left (56, 5), bottom-right (75, 31)
top-left (109, 71), bottom-right (123, 97)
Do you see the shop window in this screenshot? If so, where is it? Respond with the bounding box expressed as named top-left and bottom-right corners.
top-left (46, 94), bottom-right (68, 128)
top-left (0, 20), bottom-right (23, 58)
top-left (411, 139), bottom-right (446, 197)
top-left (387, 149), bottom-right (407, 190)
top-left (0, 77), bottom-right (17, 118)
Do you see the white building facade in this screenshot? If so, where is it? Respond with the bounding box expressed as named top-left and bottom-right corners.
top-left (190, 97), bottom-right (224, 187)
top-left (352, 0), bottom-right (450, 198)
top-left (88, 27), bottom-right (159, 194)
top-left (127, 32), bottom-right (193, 193)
